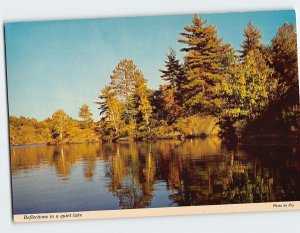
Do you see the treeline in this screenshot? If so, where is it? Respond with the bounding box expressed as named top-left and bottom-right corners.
top-left (97, 16), bottom-right (299, 142)
top-left (9, 106), bottom-right (99, 145)
top-left (10, 15), bottom-right (299, 145)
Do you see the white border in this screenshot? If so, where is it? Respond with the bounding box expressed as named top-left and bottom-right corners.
top-left (13, 201), bottom-right (300, 223)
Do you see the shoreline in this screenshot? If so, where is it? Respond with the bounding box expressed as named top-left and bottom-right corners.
top-left (10, 133), bottom-right (300, 148)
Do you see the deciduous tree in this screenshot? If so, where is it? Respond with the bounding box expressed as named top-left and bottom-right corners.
top-left (221, 50), bottom-right (275, 138)
top-left (79, 104), bottom-right (93, 128)
top-left (51, 110), bottom-right (70, 140)
top-left (97, 59), bottom-right (153, 139)
top-left (97, 86), bottom-right (125, 138)
top-left (110, 59), bottom-right (144, 103)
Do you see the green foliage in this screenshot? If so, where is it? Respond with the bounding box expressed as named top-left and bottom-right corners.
top-left (178, 15), bottom-right (234, 115)
top-left (97, 59), bottom-right (153, 141)
top-left (220, 49), bottom-right (276, 138)
top-left (159, 48), bottom-right (186, 95)
top-left (215, 20), bottom-right (299, 140)
top-left (149, 87), bottom-right (167, 122)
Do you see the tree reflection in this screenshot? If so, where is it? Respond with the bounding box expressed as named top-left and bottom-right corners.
top-left (53, 147), bottom-right (71, 179)
top-left (11, 138), bottom-right (300, 209)
top-left (106, 143), bottom-right (156, 208)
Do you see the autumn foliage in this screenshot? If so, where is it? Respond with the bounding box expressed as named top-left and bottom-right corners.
top-left (9, 15), bottom-right (299, 145)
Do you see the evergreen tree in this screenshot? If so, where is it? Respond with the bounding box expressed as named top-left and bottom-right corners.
top-left (271, 22), bottom-right (298, 101)
top-left (159, 48), bottom-right (186, 92)
top-left (159, 48), bottom-right (185, 121)
top-left (149, 87), bottom-right (167, 122)
top-left (178, 15), bottom-right (234, 115)
top-left (240, 22), bottom-right (263, 58)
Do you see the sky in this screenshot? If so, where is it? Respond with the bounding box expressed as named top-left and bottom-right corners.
top-left (5, 10), bottom-right (297, 121)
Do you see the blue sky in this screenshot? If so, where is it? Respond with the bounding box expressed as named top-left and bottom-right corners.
top-left (5, 10), bottom-right (296, 121)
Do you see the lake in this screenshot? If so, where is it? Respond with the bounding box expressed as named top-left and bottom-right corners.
top-left (11, 137), bottom-right (300, 214)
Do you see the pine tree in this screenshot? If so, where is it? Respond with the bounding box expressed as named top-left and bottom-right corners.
top-left (178, 15), bottom-right (234, 115)
top-left (240, 22), bottom-right (263, 58)
top-left (159, 48), bottom-right (186, 121)
top-left (149, 87), bottom-right (167, 122)
top-left (159, 48), bottom-right (186, 92)
top-left (271, 22), bottom-right (298, 101)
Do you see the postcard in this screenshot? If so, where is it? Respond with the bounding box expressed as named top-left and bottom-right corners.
top-left (5, 9), bottom-right (300, 222)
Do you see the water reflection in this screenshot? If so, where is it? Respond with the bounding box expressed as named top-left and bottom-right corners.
top-left (11, 138), bottom-right (300, 214)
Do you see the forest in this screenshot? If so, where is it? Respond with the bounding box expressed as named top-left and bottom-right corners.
top-left (9, 15), bottom-right (299, 146)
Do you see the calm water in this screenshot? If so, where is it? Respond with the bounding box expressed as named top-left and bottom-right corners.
top-left (11, 138), bottom-right (300, 214)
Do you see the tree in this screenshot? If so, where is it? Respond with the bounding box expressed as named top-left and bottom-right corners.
top-left (159, 49), bottom-right (186, 120)
top-left (109, 59), bottom-right (150, 130)
top-left (133, 75), bottom-right (153, 131)
top-left (149, 87), bottom-right (167, 121)
top-left (78, 104), bottom-right (93, 128)
top-left (220, 50), bottom-right (276, 138)
top-left (123, 75), bottom-right (153, 135)
top-left (161, 84), bottom-right (181, 124)
top-left (97, 59), bottom-right (153, 140)
top-left (51, 110), bottom-right (70, 140)
top-left (159, 48), bottom-right (186, 93)
top-left (271, 22), bottom-right (298, 102)
top-left (178, 15), bottom-right (234, 115)
top-left (97, 86), bottom-right (125, 139)
top-left (240, 22), bottom-right (263, 58)
top-left (110, 59), bottom-right (144, 103)
top-left (9, 116), bottom-right (52, 145)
